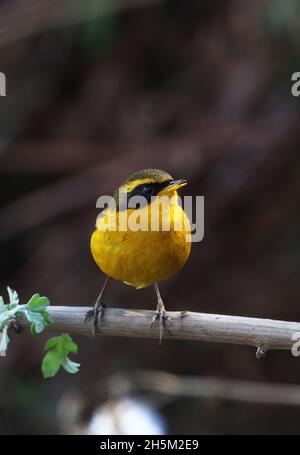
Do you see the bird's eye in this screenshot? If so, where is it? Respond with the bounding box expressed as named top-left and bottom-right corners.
top-left (143, 185), bottom-right (154, 195)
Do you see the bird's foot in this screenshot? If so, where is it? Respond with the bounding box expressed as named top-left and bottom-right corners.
top-left (84, 302), bottom-right (107, 336)
top-left (150, 308), bottom-right (172, 344)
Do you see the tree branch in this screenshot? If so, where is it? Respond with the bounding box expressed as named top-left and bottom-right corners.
top-left (18, 306), bottom-right (300, 353)
top-left (107, 370), bottom-right (300, 406)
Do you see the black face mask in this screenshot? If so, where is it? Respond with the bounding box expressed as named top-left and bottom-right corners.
top-left (115, 181), bottom-right (173, 211)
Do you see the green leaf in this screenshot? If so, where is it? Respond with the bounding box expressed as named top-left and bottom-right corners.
top-left (40, 310), bottom-right (52, 326)
top-left (62, 357), bottom-right (80, 374)
top-left (0, 288), bottom-right (78, 380)
top-left (0, 325), bottom-right (9, 351)
top-left (27, 294), bottom-right (49, 312)
top-left (26, 294), bottom-right (39, 308)
top-left (26, 306), bottom-right (52, 335)
top-left (25, 295), bottom-right (51, 337)
top-left (25, 309), bottom-right (44, 324)
top-left (31, 322), bottom-right (44, 334)
top-left (0, 296), bottom-right (5, 312)
top-left (0, 308), bottom-right (17, 328)
top-left (44, 336), bottom-right (60, 351)
top-left (0, 289), bottom-right (53, 361)
top-left (60, 333), bottom-right (78, 355)
top-left (42, 334), bottom-right (80, 379)
top-left (42, 350), bottom-right (62, 379)
top-left (7, 287), bottom-right (19, 308)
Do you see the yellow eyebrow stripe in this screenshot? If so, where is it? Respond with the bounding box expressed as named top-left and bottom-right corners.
top-left (123, 178), bottom-right (157, 192)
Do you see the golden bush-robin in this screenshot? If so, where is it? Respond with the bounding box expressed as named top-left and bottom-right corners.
top-left (86, 169), bottom-right (191, 341)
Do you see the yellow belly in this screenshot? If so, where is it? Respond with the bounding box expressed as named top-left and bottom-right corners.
top-left (90, 201), bottom-right (191, 288)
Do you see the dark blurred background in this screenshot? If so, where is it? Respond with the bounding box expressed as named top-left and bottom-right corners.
top-left (1, 0), bottom-right (300, 435)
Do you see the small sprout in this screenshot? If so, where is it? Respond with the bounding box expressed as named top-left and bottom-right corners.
top-left (42, 334), bottom-right (80, 379)
top-left (0, 287), bottom-right (79, 379)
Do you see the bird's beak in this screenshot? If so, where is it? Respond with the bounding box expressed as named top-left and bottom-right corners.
top-left (160, 179), bottom-right (188, 194)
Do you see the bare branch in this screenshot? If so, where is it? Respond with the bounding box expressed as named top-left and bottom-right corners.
top-left (108, 370), bottom-right (300, 406)
top-left (17, 306), bottom-right (300, 353)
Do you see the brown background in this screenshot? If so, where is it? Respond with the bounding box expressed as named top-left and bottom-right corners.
top-left (1, 0), bottom-right (300, 434)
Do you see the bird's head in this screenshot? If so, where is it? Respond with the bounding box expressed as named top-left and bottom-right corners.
top-left (113, 169), bottom-right (187, 211)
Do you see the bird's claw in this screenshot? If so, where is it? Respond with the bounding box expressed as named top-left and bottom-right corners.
top-left (150, 310), bottom-right (171, 344)
top-left (84, 309), bottom-right (94, 323)
top-left (84, 303), bottom-right (106, 336)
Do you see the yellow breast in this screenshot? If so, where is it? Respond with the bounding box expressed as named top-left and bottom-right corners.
top-left (90, 195), bottom-right (191, 288)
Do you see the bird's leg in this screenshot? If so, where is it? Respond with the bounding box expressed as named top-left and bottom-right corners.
top-left (85, 276), bottom-right (110, 336)
top-left (150, 282), bottom-right (171, 343)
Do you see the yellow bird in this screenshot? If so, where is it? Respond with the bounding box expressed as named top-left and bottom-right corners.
top-left (86, 169), bottom-right (191, 341)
